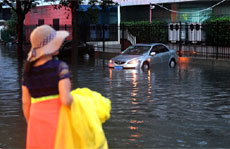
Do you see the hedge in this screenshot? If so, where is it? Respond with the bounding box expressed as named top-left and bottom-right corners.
top-left (121, 21), bottom-right (168, 44)
top-left (203, 16), bottom-right (230, 46)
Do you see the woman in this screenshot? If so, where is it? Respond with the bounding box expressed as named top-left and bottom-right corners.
top-left (21, 25), bottom-right (73, 148)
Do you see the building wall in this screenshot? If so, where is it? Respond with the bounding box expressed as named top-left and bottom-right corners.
top-left (0, 7), bottom-right (11, 21)
top-left (213, 1), bottom-right (230, 16)
top-left (25, 5), bottom-right (71, 26)
top-left (24, 5), bottom-right (72, 43)
top-left (121, 1), bottom-right (230, 23)
top-left (151, 3), bottom-right (171, 22)
top-left (120, 4), bottom-right (171, 23)
top-left (25, 5), bottom-right (121, 45)
top-left (121, 5), bottom-right (149, 22)
top-left (113, 0), bottom-right (196, 6)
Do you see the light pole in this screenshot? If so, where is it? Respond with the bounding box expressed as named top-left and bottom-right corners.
top-left (149, 3), bottom-right (155, 24)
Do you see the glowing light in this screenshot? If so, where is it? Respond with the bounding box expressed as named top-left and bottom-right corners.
top-left (147, 69), bottom-right (152, 96)
top-left (109, 59), bottom-right (113, 63)
top-left (131, 110), bottom-right (137, 113)
top-left (130, 120), bottom-right (144, 124)
top-left (131, 102), bottom-right (138, 105)
top-left (109, 68), bottom-right (113, 79)
top-left (130, 134), bottom-right (140, 138)
top-left (128, 59), bottom-right (139, 64)
top-left (132, 72), bottom-right (137, 88)
top-left (178, 57), bottom-right (190, 63)
top-left (129, 126), bottom-right (139, 130)
top-left (128, 139), bottom-right (136, 141)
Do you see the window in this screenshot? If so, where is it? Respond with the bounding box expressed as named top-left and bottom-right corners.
top-left (158, 45), bottom-right (168, 53)
top-left (53, 19), bottom-right (59, 30)
top-left (151, 45), bottom-right (168, 54)
top-left (38, 19), bottom-right (44, 26)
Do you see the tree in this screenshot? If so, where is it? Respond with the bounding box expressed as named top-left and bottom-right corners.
top-left (1, 10), bottom-right (17, 42)
top-left (52, 0), bottom-right (115, 61)
top-left (2, 0), bottom-right (38, 57)
top-left (6, 10), bottom-right (17, 36)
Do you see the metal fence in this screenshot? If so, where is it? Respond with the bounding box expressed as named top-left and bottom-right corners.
top-left (24, 23), bottom-right (230, 60)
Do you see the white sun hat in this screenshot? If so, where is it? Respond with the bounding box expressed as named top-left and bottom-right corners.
top-left (27, 24), bottom-right (69, 62)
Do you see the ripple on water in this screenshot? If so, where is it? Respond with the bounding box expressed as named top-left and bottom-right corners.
top-left (1, 47), bottom-right (230, 148)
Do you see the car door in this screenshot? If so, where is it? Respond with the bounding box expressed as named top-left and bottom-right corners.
top-left (157, 45), bottom-right (171, 63)
top-left (149, 45), bottom-right (162, 65)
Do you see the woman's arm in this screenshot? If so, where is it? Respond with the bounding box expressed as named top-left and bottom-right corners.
top-left (22, 85), bottom-right (31, 123)
top-left (58, 78), bottom-right (73, 106)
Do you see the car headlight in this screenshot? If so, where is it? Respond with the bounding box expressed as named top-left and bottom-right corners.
top-left (128, 59), bottom-right (139, 65)
top-left (109, 60), bottom-right (113, 64)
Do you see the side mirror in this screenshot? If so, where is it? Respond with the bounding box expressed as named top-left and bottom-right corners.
top-left (150, 52), bottom-right (156, 56)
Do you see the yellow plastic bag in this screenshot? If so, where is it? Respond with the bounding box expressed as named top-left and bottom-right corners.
top-left (55, 88), bottom-right (111, 149)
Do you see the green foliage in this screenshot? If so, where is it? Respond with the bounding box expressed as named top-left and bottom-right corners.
top-left (203, 16), bottom-right (230, 46)
top-left (1, 10), bottom-right (17, 42)
top-left (121, 21), bottom-right (168, 43)
top-left (6, 10), bottom-right (17, 36)
top-left (1, 29), bottom-right (11, 42)
top-left (56, 0), bottom-right (115, 23)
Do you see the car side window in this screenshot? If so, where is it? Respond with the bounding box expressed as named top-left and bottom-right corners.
top-left (150, 45), bottom-right (169, 55)
top-left (159, 46), bottom-right (169, 53)
top-left (157, 45), bottom-right (169, 53)
top-left (151, 46), bottom-right (161, 54)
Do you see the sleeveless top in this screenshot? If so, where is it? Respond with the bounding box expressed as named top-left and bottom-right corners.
top-left (22, 59), bottom-right (71, 98)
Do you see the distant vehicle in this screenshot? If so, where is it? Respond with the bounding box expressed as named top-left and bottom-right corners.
top-left (108, 43), bottom-right (178, 70)
top-left (58, 40), bottom-right (95, 59)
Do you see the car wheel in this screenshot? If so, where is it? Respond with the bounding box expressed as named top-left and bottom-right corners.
top-left (142, 62), bottom-right (150, 70)
top-left (169, 59), bottom-right (176, 68)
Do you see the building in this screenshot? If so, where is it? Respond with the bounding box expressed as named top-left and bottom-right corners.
top-left (0, 6), bottom-right (11, 21)
top-left (113, 0), bottom-right (230, 23)
top-left (24, 3), bottom-right (121, 48)
top-left (24, 5), bottom-right (72, 43)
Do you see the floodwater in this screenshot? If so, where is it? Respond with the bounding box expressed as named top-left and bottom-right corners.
top-left (0, 45), bottom-right (230, 148)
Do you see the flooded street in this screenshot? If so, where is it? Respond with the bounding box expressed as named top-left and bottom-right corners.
top-left (0, 45), bottom-right (230, 148)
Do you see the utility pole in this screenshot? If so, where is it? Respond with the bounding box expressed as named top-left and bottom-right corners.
top-left (149, 3), bottom-right (155, 24)
top-left (149, 3), bottom-right (151, 24)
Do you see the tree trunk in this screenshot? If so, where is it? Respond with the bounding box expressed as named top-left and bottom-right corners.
top-left (71, 1), bottom-right (79, 62)
top-left (16, 1), bottom-right (25, 58)
top-left (17, 15), bottom-right (25, 58)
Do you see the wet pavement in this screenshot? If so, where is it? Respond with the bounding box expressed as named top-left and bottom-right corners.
top-left (0, 45), bottom-right (230, 148)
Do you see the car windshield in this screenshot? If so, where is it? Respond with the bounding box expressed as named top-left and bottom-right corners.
top-left (122, 46), bottom-right (151, 55)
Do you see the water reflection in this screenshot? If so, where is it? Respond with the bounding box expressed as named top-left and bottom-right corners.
top-left (0, 45), bottom-right (26, 148)
top-left (1, 45), bottom-right (230, 148)
top-left (105, 62), bottom-right (230, 148)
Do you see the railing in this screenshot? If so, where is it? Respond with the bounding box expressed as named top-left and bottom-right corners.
top-left (120, 29), bottom-right (136, 45)
top-left (24, 23), bottom-right (230, 60)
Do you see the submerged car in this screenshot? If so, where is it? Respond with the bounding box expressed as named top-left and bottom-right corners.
top-left (108, 43), bottom-right (178, 70)
top-left (58, 40), bottom-right (95, 59)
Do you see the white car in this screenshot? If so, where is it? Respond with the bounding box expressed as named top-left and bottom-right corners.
top-left (108, 43), bottom-right (178, 70)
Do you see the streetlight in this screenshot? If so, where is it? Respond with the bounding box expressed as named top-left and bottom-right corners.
top-left (149, 3), bottom-right (155, 23)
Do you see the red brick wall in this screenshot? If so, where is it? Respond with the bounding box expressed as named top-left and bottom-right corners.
top-left (25, 5), bottom-right (72, 43)
top-left (25, 5), bottom-right (72, 26)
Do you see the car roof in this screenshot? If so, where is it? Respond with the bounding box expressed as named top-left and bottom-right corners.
top-left (134, 43), bottom-right (165, 47)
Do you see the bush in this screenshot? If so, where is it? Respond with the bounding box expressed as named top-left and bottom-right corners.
top-left (1, 29), bottom-right (11, 42)
top-left (121, 21), bottom-right (168, 43)
top-left (203, 16), bottom-right (230, 46)
top-left (1, 10), bottom-right (17, 43)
